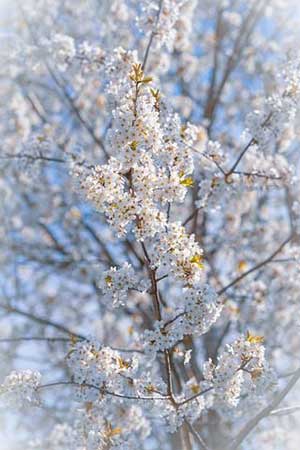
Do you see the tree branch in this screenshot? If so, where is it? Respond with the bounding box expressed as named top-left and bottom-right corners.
top-left (218, 235), bottom-right (292, 295)
top-left (228, 367), bottom-right (300, 450)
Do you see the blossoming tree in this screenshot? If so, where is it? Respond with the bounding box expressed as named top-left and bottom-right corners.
top-left (1, 0), bottom-right (300, 448)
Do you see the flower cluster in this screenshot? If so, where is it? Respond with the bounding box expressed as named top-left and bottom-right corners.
top-left (0, 369), bottom-right (41, 407)
top-left (77, 41), bottom-right (105, 73)
top-left (152, 223), bottom-right (205, 285)
top-left (160, 393), bottom-right (206, 433)
top-left (138, 0), bottom-right (181, 52)
top-left (245, 58), bottom-right (300, 160)
top-left (143, 320), bottom-right (183, 355)
top-left (143, 284), bottom-right (221, 354)
top-left (100, 262), bottom-right (139, 307)
top-left (42, 33), bottom-right (76, 71)
top-left (81, 62), bottom-right (196, 240)
top-left (203, 333), bottom-right (267, 407)
top-left (183, 283), bottom-right (223, 334)
top-left (30, 405), bottom-right (151, 450)
top-left (67, 339), bottom-right (139, 400)
top-left (104, 47), bottom-right (139, 100)
top-left (138, 0), bottom-right (196, 54)
top-left (173, 0), bottom-right (197, 52)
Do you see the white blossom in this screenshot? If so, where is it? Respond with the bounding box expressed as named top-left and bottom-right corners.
top-left (0, 370), bottom-right (41, 407)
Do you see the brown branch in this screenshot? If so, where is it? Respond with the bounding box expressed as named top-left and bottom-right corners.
top-left (141, 243), bottom-right (178, 408)
top-left (38, 380), bottom-right (170, 402)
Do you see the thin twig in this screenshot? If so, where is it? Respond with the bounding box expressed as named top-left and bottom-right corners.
top-left (227, 112), bottom-right (272, 175)
top-left (0, 337), bottom-right (71, 343)
top-left (1, 305), bottom-right (85, 340)
top-left (0, 153), bottom-right (66, 164)
top-left (38, 380), bottom-right (170, 402)
top-left (218, 235), bottom-right (292, 295)
top-left (228, 367), bottom-right (300, 450)
top-left (178, 387), bottom-right (213, 407)
top-left (142, 0), bottom-right (164, 71)
top-left (0, 337), bottom-right (143, 354)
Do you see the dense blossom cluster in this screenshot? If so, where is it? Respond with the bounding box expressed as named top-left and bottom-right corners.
top-left (80, 61), bottom-right (199, 242)
top-left (203, 334), bottom-right (268, 408)
top-left (0, 370), bottom-right (41, 407)
top-left (183, 284), bottom-right (222, 333)
top-left (143, 284), bottom-right (222, 354)
top-left (42, 33), bottom-right (76, 71)
top-left (100, 262), bottom-right (140, 307)
top-left (67, 339), bottom-right (139, 401)
top-left (29, 407), bottom-right (151, 450)
top-left (151, 223), bottom-right (205, 284)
